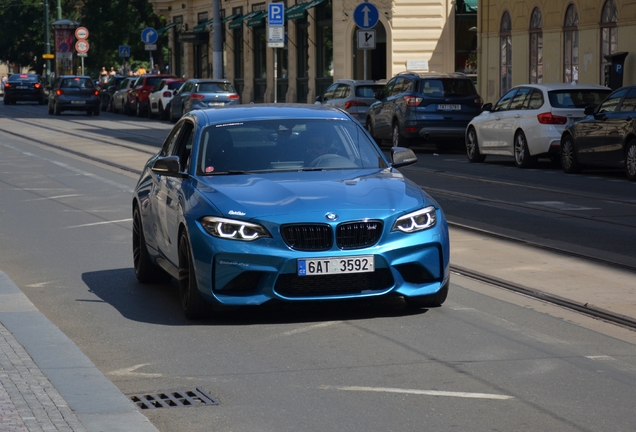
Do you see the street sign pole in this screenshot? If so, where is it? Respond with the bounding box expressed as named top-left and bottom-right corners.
top-left (353, 2), bottom-right (379, 81)
top-left (268, 3), bottom-right (284, 103)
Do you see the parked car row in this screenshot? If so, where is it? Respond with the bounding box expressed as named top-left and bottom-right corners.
top-left (465, 82), bottom-right (636, 180)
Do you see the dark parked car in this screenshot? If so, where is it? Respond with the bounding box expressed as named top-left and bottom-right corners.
top-left (561, 85), bottom-right (636, 181)
top-left (47, 75), bottom-right (100, 116)
top-left (170, 78), bottom-right (239, 122)
top-left (99, 75), bottom-right (127, 111)
top-left (3, 73), bottom-right (46, 105)
top-left (366, 71), bottom-right (483, 149)
top-left (132, 104), bottom-right (450, 319)
top-left (128, 74), bottom-right (177, 117)
top-left (315, 79), bottom-right (384, 123)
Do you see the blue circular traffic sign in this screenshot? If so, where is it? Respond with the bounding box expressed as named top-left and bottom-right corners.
top-left (353, 2), bottom-right (379, 29)
top-left (141, 28), bottom-right (158, 44)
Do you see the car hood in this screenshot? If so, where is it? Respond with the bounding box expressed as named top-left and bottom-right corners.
top-left (192, 169), bottom-right (431, 222)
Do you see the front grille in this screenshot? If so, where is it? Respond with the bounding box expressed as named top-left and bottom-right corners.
top-left (275, 268), bottom-right (394, 297)
top-left (281, 224), bottom-right (332, 251)
top-left (395, 263), bottom-right (437, 284)
top-left (336, 221), bottom-right (382, 250)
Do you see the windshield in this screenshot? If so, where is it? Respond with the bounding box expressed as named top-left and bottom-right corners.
top-left (9, 74), bottom-right (38, 83)
top-left (198, 119), bottom-right (387, 175)
top-left (196, 82), bottom-right (236, 93)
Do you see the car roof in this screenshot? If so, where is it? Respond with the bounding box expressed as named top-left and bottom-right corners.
top-left (396, 71), bottom-right (471, 79)
top-left (190, 104), bottom-right (354, 124)
top-left (187, 78), bottom-right (231, 83)
top-left (511, 83), bottom-right (611, 91)
top-left (335, 79), bottom-right (383, 85)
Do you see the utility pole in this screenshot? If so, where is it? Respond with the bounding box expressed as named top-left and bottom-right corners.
top-left (212, 0), bottom-right (222, 78)
top-left (44, 1), bottom-right (51, 84)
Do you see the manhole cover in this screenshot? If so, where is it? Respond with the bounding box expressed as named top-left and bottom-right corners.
top-left (126, 387), bottom-right (219, 410)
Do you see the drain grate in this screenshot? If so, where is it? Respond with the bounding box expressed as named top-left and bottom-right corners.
top-left (126, 387), bottom-right (220, 410)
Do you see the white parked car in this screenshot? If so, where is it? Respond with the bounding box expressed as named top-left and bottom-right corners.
top-left (465, 83), bottom-right (611, 168)
top-left (148, 78), bottom-right (184, 120)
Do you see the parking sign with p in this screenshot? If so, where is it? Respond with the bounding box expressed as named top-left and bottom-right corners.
top-left (268, 3), bottom-right (284, 26)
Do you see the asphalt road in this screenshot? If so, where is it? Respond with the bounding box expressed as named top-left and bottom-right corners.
top-left (1, 103), bottom-right (636, 431)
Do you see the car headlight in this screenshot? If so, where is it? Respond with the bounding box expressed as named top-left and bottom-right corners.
top-left (201, 216), bottom-right (271, 241)
top-left (391, 206), bottom-right (437, 233)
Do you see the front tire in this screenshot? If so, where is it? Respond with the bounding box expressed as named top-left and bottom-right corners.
top-left (625, 139), bottom-right (636, 181)
top-left (132, 206), bottom-right (171, 283)
top-left (179, 233), bottom-right (211, 320)
top-left (560, 134), bottom-right (581, 174)
top-left (404, 280), bottom-right (449, 309)
top-left (466, 127), bottom-right (486, 162)
top-left (54, 102), bottom-right (61, 115)
top-left (514, 131), bottom-right (536, 168)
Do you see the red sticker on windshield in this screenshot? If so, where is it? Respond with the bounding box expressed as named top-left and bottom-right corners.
top-left (205, 166), bottom-right (215, 173)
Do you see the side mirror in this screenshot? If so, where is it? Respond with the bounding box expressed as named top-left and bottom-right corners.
top-left (315, 95), bottom-right (323, 103)
top-left (151, 155), bottom-right (184, 177)
top-left (482, 102), bottom-right (493, 112)
top-left (391, 147), bottom-right (417, 168)
top-left (584, 105), bottom-right (596, 116)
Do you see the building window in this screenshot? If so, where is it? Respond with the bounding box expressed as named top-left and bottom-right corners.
top-left (500, 11), bottom-right (512, 94)
top-left (563, 4), bottom-right (579, 83)
top-left (600, 0), bottom-right (618, 84)
top-left (315, 0), bottom-right (333, 97)
top-left (529, 8), bottom-right (543, 84)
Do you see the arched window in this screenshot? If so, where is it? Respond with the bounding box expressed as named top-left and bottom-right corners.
top-left (563, 4), bottom-right (579, 83)
top-left (500, 11), bottom-right (512, 94)
top-left (529, 8), bottom-right (543, 83)
top-left (600, 0), bottom-right (618, 84)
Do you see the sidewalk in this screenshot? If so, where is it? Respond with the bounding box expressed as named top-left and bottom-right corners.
top-left (1, 228), bottom-right (636, 431)
top-left (0, 271), bottom-right (158, 432)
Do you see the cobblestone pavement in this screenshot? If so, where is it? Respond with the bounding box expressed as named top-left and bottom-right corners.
top-left (0, 324), bottom-right (86, 432)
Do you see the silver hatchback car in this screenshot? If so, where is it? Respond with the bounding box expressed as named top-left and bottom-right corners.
top-left (170, 79), bottom-right (240, 122)
top-left (315, 79), bottom-right (384, 123)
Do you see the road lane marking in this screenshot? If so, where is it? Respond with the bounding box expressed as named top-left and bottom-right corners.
top-left (108, 363), bottom-right (163, 378)
top-left (320, 385), bottom-right (514, 400)
top-left (23, 194), bottom-right (82, 202)
top-left (65, 218), bottom-right (132, 228)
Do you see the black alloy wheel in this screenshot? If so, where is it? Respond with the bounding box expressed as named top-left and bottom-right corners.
top-left (392, 122), bottom-right (407, 147)
top-left (132, 206), bottom-right (171, 283)
top-left (178, 233), bottom-right (212, 320)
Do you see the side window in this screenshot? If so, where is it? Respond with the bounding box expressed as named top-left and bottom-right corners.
top-left (161, 123), bottom-right (184, 156)
top-left (173, 121), bottom-right (195, 171)
top-left (525, 89), bottom-right (544, 109)
top-left (599, 89), bottom-right (628, 113)
top-left (333, 84), bottom-right (348, 99)
top-left (494, 89), bottom-right (517, 111)
top-left (619, 88), bottom-right (636, 112)
top-left (381, 78), bottom-right (397, 98)
top-left (509, 88), bottom-right (532, 110)
top-left (391, 78), bottom-right (407, 96)
top-left (342, 84), bottom-right (351, 98)
top-left (322, 83), bottom-right (338, 101)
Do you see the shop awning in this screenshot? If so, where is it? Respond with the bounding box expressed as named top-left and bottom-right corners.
top-left (157, 22), bottom-right (178, 35)
top-left (223, 14), bottom-right (240, 23)
top-left (286, 0), bottom-right (327, 21)
top-left (457, 0), bottom-right (477, 13)
top-left (193, 18), bottom-right (214, 32)
top-left (246, 11), bottom-right (267, 27)
top-left (228, 11), bottom-right (261, 30)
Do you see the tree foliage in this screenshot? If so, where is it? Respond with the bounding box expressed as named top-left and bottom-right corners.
top-left (0, 0), bottom-right (168, 77)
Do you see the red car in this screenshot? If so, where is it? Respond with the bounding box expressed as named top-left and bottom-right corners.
top-left (128, 74), bottom-right (177, 117)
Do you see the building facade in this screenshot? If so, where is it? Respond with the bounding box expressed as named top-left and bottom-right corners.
top-left (478, 0), bottom-right (636, 103)
top-left (149, 0), bottom-right (477, 103)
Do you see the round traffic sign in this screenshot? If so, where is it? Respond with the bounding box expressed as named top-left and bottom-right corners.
top-left (75, 27), bottom-right (89, 40)
top-left (75, 40), bottom-right (89, 53)
top-left (353, 2), bottom-right (379, 29)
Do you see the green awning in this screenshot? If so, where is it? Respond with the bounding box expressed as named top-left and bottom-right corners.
top-left (193, 18), bottom-right (214, 32)
top-left (228, 11), bottom-right (261, 30)
top-left (457, 0), bottom-right (477, 13)
top-left (157, 22), bottom-right (178, 35)
top-left (223, 14), bottom-right (239, 23)
top-left (286, 0), bottom-right (327, 20)
top-left (247, 11), bottom-right (267, 27)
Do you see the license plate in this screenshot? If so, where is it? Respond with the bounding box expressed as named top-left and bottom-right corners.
top-left (208, 102), bottom-right (224, 107)
top-left (71, 100), bottom-right (85, 104)
top-left (437, 104), bottom-right (461, 111)
top-left (16, 86), bottom-right (28, 89)
top-left (298, 255), bottom-right (374, 276)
